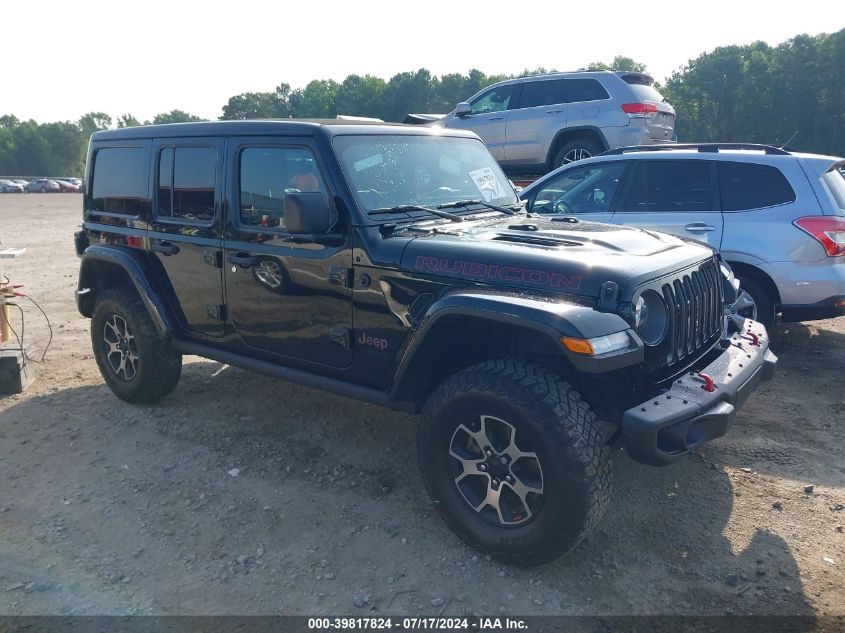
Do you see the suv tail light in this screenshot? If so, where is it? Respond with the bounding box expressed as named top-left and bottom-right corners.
top-left (793, 216), bottom-right (845, 256)
top-left (622, 103), bottom-right (658, 118)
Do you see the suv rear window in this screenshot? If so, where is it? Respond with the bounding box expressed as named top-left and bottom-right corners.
top-left (718, 162), bottom-right (795, 211)
top-left (518, 79), bottom-right (563, 109)
top-left (821, 166), bottom-right (845, 211)
top-left (90, 147), bottom-right (148, 215)
top-left (563, 79), bottom-right (609, 103)
top-left (623, 82), bottom-right (666, 103)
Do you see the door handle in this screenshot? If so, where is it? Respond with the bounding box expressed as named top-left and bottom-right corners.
top-left (684, 223), bottom-right (717, 233)
top-left (152, 241), bottom-right (180, 255)
top-left (487, 116), bottom-right (504, 121)
top-left (546, 110), bottom-right (563, 114)
top-left (227, 253), bottom-right (258, 267)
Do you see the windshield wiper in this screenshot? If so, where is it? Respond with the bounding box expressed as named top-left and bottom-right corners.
top-left (436, 199), bottom-right (522, 216)
top-left (368, 204), bottom-right (464, 222)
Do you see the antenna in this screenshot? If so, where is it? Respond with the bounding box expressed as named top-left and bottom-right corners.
top-left (780, 129), bottom-right (799, 150)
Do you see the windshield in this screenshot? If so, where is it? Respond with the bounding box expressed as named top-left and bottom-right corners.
top-left (333, 134), bottom-right (518, 219)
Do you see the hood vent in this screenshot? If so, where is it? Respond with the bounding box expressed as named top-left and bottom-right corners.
top-left (492, 233), bottom-right (581, 248)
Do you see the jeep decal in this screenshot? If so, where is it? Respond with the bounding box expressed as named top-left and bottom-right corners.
top-left (414, 256), bottom-right (581, 291)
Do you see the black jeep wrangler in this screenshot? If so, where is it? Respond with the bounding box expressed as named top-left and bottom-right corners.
top-left (75, 121), bottom-right (776, 565)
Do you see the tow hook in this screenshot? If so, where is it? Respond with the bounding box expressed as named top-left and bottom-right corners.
top-left (696, 372), bottom-right (717, 392)
top-left (743, 331), bottom-right (762, 347)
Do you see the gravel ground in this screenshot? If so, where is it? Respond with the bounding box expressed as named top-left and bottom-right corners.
top-left (0, 194), bottom-right (843, 618)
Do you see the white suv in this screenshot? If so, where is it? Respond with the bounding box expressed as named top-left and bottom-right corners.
top-left (519, 143), bottom-right (845, 326)
top-left (437, 70), bottom-right (676, 175)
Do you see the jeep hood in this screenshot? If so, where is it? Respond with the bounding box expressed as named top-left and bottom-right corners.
top-left (399, 216), bottom-right (716, 299)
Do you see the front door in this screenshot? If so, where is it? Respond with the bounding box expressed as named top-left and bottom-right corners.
top-left (445, 84), bottom-right (517, 161)
top-left (611, 160), bottom-right (724, 248)
top-left (148, 138), bottom-right (225, 337)
top-left (222, 138), bottom-right (353, 368)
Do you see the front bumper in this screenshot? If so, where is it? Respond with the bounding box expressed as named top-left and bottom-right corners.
top-left (622, 318), bottom-right (777, 466)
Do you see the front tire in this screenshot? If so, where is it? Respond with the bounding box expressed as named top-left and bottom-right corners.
top-left (91, 289), bottom-right (182, 403)
top-left (418, 360), bottom-right (612, 566)
top-left (734, 276), bottom-right (774, 327)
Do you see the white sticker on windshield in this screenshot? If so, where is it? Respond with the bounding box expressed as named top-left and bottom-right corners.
top-left (353, 153), bottom-right (383, 172)
top-left (469, 167), bottom-right (502, 202)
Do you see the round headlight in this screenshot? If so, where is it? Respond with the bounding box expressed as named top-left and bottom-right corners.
top-left (634, 290), bottom-right (668, 346)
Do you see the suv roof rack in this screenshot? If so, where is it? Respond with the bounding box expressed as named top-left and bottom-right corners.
top-left (600, 143), bottom-right (791, 156)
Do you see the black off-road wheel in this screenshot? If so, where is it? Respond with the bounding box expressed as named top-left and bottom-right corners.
top-left (551, 139), bottom-right (602, 169)
top-left (733, 276), bottom-right (774, 328)
top-left (418, 359), bottom-right (612, 566)
top-left (91, 289), bottom-right (182, 403)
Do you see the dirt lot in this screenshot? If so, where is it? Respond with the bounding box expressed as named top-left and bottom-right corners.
top-left (0, 194), bottom-right (843, 618)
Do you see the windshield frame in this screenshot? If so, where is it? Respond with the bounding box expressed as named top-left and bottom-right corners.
top-left (331, 132), bottom-right (519, 225)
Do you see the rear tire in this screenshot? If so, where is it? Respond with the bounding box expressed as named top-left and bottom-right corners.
top-left (551, 139), bottom-right (602, 170)
top-left (91, 289), bottom-right (182, 403)
top-left (418, 359), bottom-right (612, 566)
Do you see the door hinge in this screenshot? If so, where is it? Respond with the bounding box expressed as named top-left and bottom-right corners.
top-left (203, 249), bottom-right (223, 268)
top-left (329, 266), bottom-right (353, 288)
top-left (206, 304), bottom-right (227, 322)
top-left (329, 325), bottom-right (351, 350)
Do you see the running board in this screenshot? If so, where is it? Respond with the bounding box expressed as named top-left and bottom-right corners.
top-left (171, 338), bottom-right (414, 413)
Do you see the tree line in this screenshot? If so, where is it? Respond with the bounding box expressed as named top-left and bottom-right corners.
top-left (1, 29), bottom-right (842, 178)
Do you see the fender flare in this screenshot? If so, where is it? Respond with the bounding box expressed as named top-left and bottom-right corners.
top-left (389, 290), bottom-right (641, 400)
top-left (76, 245), bottom-right (177, 336)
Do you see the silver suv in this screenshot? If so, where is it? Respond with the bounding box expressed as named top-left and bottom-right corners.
top-left (437, 70), bottom-right (676, 175)
top-left (519, 143), bottom-right (845, 326)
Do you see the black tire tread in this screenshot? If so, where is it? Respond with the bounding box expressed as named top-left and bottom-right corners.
top-left (91, 288), bottom-right (182, 403)
top-left (420, 359), bottom-right (612, 565)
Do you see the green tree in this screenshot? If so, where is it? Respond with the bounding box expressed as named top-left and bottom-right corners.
top-left (334, 74), bottom-right (387, 118)
top-left (77, 112), bottom-right (112, 137)
top-left (152, 110), bottom-right (205, 124)
top-left (117, 114), bottom-right (143, 128)
top-left (299, 79), bottom-right (340, 118)
top-left (587, 56), bottom-right (647, 72)
top-left (382, 69), bottom-right (434, 121)
top-left (220, 92), bottom-right (281, 119)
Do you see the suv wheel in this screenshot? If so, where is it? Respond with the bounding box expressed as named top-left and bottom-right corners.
top-left (552, 139), bottom-right (602, 169)
top-left (418, 359), bottom-right (612, 566)
top-left (734, 277), bottom-right (774, 327)
top-left (91, 289), bottom-right (182, 403)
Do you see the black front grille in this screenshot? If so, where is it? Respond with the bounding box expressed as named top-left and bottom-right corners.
top-left (646, 258), bottom-right (723, 378)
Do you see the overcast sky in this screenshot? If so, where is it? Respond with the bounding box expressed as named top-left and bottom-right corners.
top-left (3, 0), bottom-right (842, 124)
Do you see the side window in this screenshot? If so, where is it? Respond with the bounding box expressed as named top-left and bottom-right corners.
top-left (517, 79), bottom-right (563, 109)
top-left (157, 146), bottom-right (216, 223)
top-left (239, 147), bottom-right (325, 230)
top-left (90, 147), bottom-right (148, 215)
top-left (563, 79), bottom-right (610, 103)
top-left (621, 161), bottom-right (715, 212)
top-left (470, 85), bottom-right (515, 114)
top-left (718, 161), bottom-right (796, 211)
top-left (530, 162), bottom-right (627, 214)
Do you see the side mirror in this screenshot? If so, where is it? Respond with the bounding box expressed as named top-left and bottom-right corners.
top-left (454, 102), bottom-right (471, 117)
top-left (284, 192), bottom-right (333, 234)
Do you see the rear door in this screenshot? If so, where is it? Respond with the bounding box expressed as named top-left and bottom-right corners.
top-left (504, 78), bottom-right (566, 165)
top-left (611, 159), bottom-right (724, 247)
top-left (148, 138), bottom-right (226, 337)
top-left (222, 137), bottom-right (353, 368)
top-left (444, 84), bottom-right (517, 161)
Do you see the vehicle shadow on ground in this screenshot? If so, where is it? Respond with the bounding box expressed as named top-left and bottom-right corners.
top-left (0, 356), bottom-right (821, 618)
top-left (701, 320), bottom-right (845, 489)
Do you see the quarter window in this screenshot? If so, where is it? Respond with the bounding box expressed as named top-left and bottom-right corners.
top-left (718, 162), bottom-right (796, 211)
top-left (563, 79), bottom-right (610, 103)
top-left (157, 146), bottom-right (216, 222)
top-left (622, 161), bottom-right (715, 212)
top-left (470, 85), bottom-right (515, 114)
top-left (90, 147), bottom-right (148, 215)
top-left (239, 147), bottom-right (325, 229)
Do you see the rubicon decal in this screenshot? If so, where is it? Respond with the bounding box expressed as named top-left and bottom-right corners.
top-left (414, 256), bottom-right (581, 291)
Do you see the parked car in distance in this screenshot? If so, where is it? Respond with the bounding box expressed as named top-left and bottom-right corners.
top-left (519, 143), bottom-right (845, 326)
top-left (57, 177), bottom-right (82, 186)
top-left (55, 179), bottom-right (81, 192)
top-left (0, 179), bottom-right (25, 192)
top-left (25, 178), bottom-right (61, 193)
top-left (436, 70), bottom-right (676, 176)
